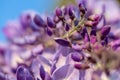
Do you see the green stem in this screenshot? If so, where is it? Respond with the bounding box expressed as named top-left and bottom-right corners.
top-left (62, 18), bottom-right (85, 38)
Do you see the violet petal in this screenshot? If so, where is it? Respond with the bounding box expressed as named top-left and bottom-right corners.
top-left (71, 52), bottom-right (84, 62)
top-left (45, 72), bottom-right (52, 80)
top-left (40, 65), bottom-right (46, 80)
top-left (52, 64), bottom-right (71, 80)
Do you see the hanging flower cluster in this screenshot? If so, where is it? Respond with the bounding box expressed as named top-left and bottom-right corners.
top-left (0, 0), bottom-right (120, 80)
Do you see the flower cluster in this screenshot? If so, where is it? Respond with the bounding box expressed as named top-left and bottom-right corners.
top-left (0, 1), bottom-right (120, 80)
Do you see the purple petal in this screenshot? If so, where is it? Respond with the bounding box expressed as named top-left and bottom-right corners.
top-left (40, 65), bottom-right (45, 80)
top-left (52, 64), bottom-right (72, 80)
top-left (50, 62), bottom-right (56, 75)
top-left (45, 72), bottom-right (52, 80)
top-left (71, 52), bottom-right (84, 62)
top-left (54, 38), bottom-right (71, 47)
top-left (39, 55), bottom-right (52, 66)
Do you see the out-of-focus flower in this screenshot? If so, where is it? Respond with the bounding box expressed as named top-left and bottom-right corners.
top-left (0, 1), bottom-right (120, 80)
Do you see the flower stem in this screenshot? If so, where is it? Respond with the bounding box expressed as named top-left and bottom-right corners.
top-left (62, 18), bottom-right (85, 38)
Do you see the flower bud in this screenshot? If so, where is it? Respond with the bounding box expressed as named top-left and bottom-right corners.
top-left (65, 23), bottom-right (71, 31)
top-left (46, 27), bottom-right (53, 36)
top-left (68, 7), bottom-right (75, 20)
top-left (54, 38), bottom-right (71, 47)
top-left (100, 25), bottom-right (111, 39)
top-left (74, 19), bottom-right (79, 26)
top-left (34, 14), bottom-right (46, 27)
top-left (47, 17), bottom-right (56, 28)
top-left (78, 3), bottom-right (86, 16)
top-left (56, 8), bottom-right (63, 19)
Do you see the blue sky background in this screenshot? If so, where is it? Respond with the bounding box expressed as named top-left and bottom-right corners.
top-left (0, 0), bottom-right (57, 42)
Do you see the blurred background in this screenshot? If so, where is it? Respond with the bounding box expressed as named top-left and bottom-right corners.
top-left (0, 0), bottom-right (120, 43)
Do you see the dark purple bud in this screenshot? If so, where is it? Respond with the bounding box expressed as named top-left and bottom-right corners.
top-left (54, 38), bottom-right (71, 47)
top-left (74, 19), bottom-right (79, 26)
top-left (56, 8), bottom-right (63, 18)
top-left (34, 14), bottom-right (46, 27)
top-left (68, 7), bottom-right (75, 20)
top-left (81, 27), bottom-right (87, 38)
top-left (90, 29), bottom-right (96, 36)
top-left (78, 3), bottom-right (86, 15)
top-left (74, 64), bottom-right (89, 70)
top-left (71, 52), bottom-right (84, 62)
top-left (46, 27), bottom-right (53, 36)
top-left (47, 17), bottom-right (56, 28)
top-left (40, 65), bottom-right (46, 80)
top-left (100, 26), bottom-right (111, 37)
top-left (16, 66), bottom-right (34, 80)
top-left (65, 23), bottom-right (70, 31)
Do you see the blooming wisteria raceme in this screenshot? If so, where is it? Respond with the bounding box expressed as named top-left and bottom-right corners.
top-left (0, 1), bottom-right (120, 80)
